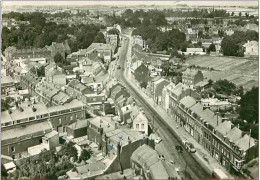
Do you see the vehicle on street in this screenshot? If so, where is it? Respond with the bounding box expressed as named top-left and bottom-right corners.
top-left (154, 137), bottom-right (162, 144)
top-left (185, 142), bottom-right (196, 153)
top-left (117, 65), bottom-right (121, 69)
top-left (182, 139), bottom-right (196, 153)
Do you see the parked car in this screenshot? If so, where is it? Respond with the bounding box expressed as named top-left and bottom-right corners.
top-left (182, 139), bottom-right (196, 153)
top-left (154, 137), bottom-right (162, 144)
top-left (185, 142), bottom-right (196, 153)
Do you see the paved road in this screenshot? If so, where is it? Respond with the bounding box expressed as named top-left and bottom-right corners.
top-left (113, 34), bottom-right (212, 179)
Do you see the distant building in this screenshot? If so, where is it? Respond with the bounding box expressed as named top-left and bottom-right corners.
top-left (133, 63), bottom-right (150, 88)
top-left (132, 35), bottom-right (145, 48)
top-left (180, 48), bottom-right (206, 55)
top-left (182, 68), bottom-right (204, 88)
top-left (87, 43), bottom-right (115, 63)
top-left (243, 41), bottom-right (258, 57)
top-left (4, 46), bottom-right (52, 62)
top-left (153, 78), bottom-right (170, 105)
top-left (45, 62), bottom-right (66, 85)
top-left (46, 42), bottom-right (71, 59)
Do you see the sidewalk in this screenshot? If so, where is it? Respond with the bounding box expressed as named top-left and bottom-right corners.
top-left (123, 35), bottom-right (233, 178)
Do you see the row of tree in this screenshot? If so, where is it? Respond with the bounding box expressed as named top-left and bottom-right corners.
top-left (132, 25), bottom-right (186, 54)
top-left (2, 12), bottom-right (105, 53)
top-left (163, 8), bottom-right (230, 18)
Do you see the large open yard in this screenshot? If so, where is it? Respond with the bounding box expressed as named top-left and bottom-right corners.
top-left (186, 55), bottom-right (258, 91)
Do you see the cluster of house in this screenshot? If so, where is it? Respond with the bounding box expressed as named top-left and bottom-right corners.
top-left (45, 15), bottom-right (106, 26)
top-left (157, 19), bottom-right (258, 56)
top-left (1, 23), bottom-right (179, 179)
top-left (2, 17), bottom-right (30, 30)
top-left (1, 74), bottom-right (179, 179)
top-left (128, 40), bottom-right (257, 173)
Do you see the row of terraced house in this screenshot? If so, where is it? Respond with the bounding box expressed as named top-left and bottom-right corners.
top-left (159, 81), bottom-right (258, 174)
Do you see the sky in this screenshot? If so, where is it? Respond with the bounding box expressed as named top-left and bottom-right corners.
top-left (2, 1), bottom-right (258, 7)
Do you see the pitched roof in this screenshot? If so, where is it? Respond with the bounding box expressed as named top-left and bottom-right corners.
top-left (235, 134), bottom-right (256, 151)
top-left (215, 121), bottom-right (232, 135)
top-left (171, 83), bottom-right (189, 97)
top-left (226, 127), bottom-right (243, 142)
top-left (183, 68), bottom-right (199, 76)
top-left (131, 144), bottom-right (169, 179)
top-left (190, 103), bottom-right (221, 128)
top-left (134, 112), bottom-right (148, 123)
top-left (180, 96), bottom-right (196, 108)
top-left (1, 76), bottom-right (14, 85)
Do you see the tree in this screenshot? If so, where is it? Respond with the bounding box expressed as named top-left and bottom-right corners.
top-left (245, 13), bottom-right (249, 18)
top-left (140, 82), bottom-right (148, 89)
top-left (58, 142), bottom-right (78, 161)
top-left (54, 53), bottom-right (64, 64)
top-left (213, 79), bottom-right (236, 95)
top-left (239, 87), bottom-right (258, 124)
top-left (198, 31), bottom-right (203, 39)
top-left (79, 149), bottom-right (93, 161)
top-left (208, 43), bottom-right (216, 52)
top-left (180, 41), bottom-right (189, 52)
top-left (94, 32), bottom-right (106, 43)
top-left (218, 30), bottom-right (225, 38)
top-left (107, 28), bottom-right (120, 35)
top-left (197, 41), bottom-right (202, 48)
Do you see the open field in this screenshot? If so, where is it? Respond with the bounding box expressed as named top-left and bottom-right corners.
top-left (186, 55), bottom-right (258, 91)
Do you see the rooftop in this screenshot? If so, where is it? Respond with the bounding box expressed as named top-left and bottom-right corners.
top-left (180, 96), bottom-right (197, 108)
top-left (2, 121), bottom-right (52, 142)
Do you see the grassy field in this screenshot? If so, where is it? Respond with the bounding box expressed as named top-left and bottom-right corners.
top-left (186, 55), bottom-right (258, 91)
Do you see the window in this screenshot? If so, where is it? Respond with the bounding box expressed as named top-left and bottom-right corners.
top-left (63, 127), bottom-right (66, 132)
top-left (214, 151), bottom-right (219, 160)
top-left (11, 146), bottom-right (15, 152)
top-left (141, 124), bottom-right (144, 129)
top-left (17, 120), bottom-right (21, 124)
top-left (29, 116), bottom-right (35, 121)
top-left (70, 116), bottom-right (73, 120)
top-left (59, 118), bottom-right (61, 125)
top-left (136, 124), bottom-right (139, 129)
